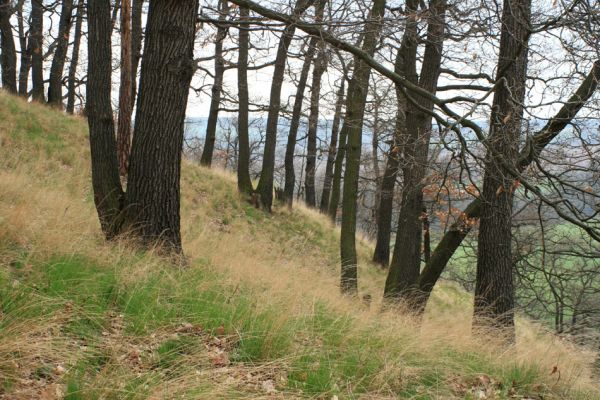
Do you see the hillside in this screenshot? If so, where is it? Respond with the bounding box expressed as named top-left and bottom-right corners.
top-left (0, 92), bottom-right (598, 399)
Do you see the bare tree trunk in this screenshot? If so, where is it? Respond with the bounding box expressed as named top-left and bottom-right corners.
top-left (200, 0), bottom-right (229, 166)
top-left (371, 35), bottom-right (411, 267)
top-left (327, 127), bottom-right (346, 221)
top-left (86, 0), bottom-right (124, 238)
top-left (304, 43), bottom-right (327, 207)
top-left (66, 0), bottom-right (84, 114)
top-left (125, 0), bottom-right (199, 253)
top-left (254, 0), bottom-right (313, 211)
top-left (131, 0), bottom-right (143, 104)
top-left (236, 6), bottom-right (253, 194)
top-left (48, 0), bottom-right (74, 107)
top-left (319, 78), bottom-right (345, 213)
top-left (30, 0), bottom-right (44, 101)
top-left (422, 207), bottom-right (431, 264)
top-left (17, 1), bottom-right (31, 96)
top-left (370, 102), bottom-right (381, 218)
top-left (339, 0), bottom-right (386, 295)
top-left (117, 0), bottom-right (132, 176)
top-left (283, 36), bottom-right (319, 206)
top-left (473, 0), bottom-right (531, 341)
top-left (385, 0), bottom-right (446, 302)
top-left (0, 0), bottom-right (17, 93)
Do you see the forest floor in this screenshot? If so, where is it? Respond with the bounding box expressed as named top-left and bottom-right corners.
top-left (0, 92), bottom-right (598, 399)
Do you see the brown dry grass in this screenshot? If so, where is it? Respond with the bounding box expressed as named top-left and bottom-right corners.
top-left (0, 92), bottom-right (598, 399)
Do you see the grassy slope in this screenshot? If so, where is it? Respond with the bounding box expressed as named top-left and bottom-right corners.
top-left (0, 92), bottom-right (597, 399)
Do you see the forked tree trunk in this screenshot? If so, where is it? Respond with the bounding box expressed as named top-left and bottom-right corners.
top-left (319, 78), bottom-right (345, 213)
top-left (30, 0), bottom-right (44, 101)
top-left (473, 0), bottom-right (531, 341)
top-left (385, 0), bottom-right (446, 302)
top-left (86, 0), bottom-right (124, 238)
top-left (117, 0), bottom-right (133, 176)
top-left (339, 0), bottom-right (386, 295)
top-left (371, 9), bottom-right (416, 266)
top-left (48, 0), bottom-right (74, 107)
top-left (0, 0), bottom-right (17, 93)
top-left (254, 0), bottom-right (313, 211)
top-left (125, 0), bottom-right (199, 253)
top-left (200, 0), bottom-right (229, 167)
top-left (236, 6), bottom-right (253, 194)
top-left (66, 0), bottom-right (85, 113)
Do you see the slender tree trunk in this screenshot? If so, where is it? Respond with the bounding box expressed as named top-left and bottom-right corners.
top-left (327, 117), bottom-right (347, 221)
top-left (86, 0), bottom-right (124, 238)
top-left (17, 2), bottom-right (31, 97)
top-left (47, 0), bottom-right (74, 107)
top-left (125, 0), bottom-right (199, 253)
top-left (236, 6), bottom-right (253, 194)
top-left (319, 78), bottom-right (345, 213)
top-left (283, 36), bottom-right (319, 206)
top-left (370, 103), bottom-right (381, 218)
top-left (0, 0), bottom-right (17, 93)
top-left (422, 207), bottom-right (431, 264)
top-left (131, 0), bottom-right (143, 105)
top-left (66, 0), bottom-right (84, 114)
top-left (473, 0), bottom-right (531, 341)
top-left (200, 0), bottom-right (229, 166)
top-left (339, 0), bottom-right (386, 295)
top-left (117, 0), bottom-right (132, 176)
top-left (385, 0), bottom-right (446, 302)
top-left (254, 0), bottom-right (313, 211)
top-left (30, 0), bottom-right (44, 101)
top-left (304, 43), bottom-right (327, 207)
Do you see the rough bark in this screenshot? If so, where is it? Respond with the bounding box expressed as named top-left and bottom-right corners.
top-left (125, 0), bottom-right (199, 253)
top-left (473, 0), bottom-right (531, 339)
top-left (385, 0), bottom-right (446, 302)
top-left (66, 0), bottom-right (84, 113)
top-left (117, 0), bottom-right (132, 176)
top-left (319, 78), bottom-right (345, 213)
top-left (371, 19), bottom-right (414, 267)
top-left (282, 36), bottom-right (318, 206)
top-left (30, 0), bottom-right (44, 101)
top-left (86, 0), bottom-right (125, 238)
top-left (17, 0), bottom-right (31, 96)
top-left (304, 43), bottom-right (327, 207)
top-left (254, 0), bottom-right (313, 211)
top-left (339, 0), bottom-right (386, 295)
top-left (372, 130), bottom-right (401, 266)
top-left (0, 0), bottom-right (17, 93)
top-left (200, 0), bottom-right (229, 166)
top-left (47, 0), bottom-right (74, 106)
top-left (236, 5), bottom-right (253, 194)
